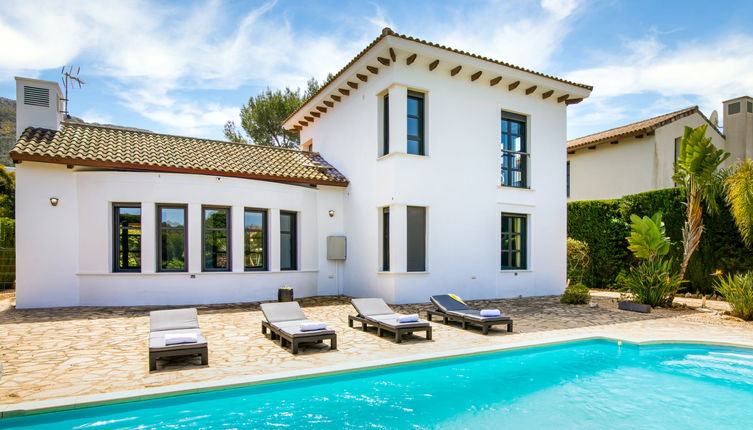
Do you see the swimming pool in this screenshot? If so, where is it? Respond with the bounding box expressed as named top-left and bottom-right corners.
top-left (4, 340), bottom-right (753, 429)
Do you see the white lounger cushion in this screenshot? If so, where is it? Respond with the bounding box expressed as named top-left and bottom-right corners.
top-left (300, 321), bottom-right (327, 331)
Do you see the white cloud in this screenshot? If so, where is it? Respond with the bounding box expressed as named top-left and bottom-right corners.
top-left (79, 109), bottom-right (112, 125)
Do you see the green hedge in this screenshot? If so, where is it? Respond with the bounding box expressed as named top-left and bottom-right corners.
top-left (568, 188), bottom-right (753, 293)
top-left (0, 217), bottom-right (13, 248)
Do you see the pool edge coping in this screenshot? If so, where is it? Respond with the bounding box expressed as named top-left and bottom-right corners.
top-left (3, 334), bottom-right (753, 419)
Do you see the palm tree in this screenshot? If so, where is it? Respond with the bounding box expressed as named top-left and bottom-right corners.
top-left (673, 125), bottom-right (729, 279)
top-left (724, 158), bottom-right (753, 247)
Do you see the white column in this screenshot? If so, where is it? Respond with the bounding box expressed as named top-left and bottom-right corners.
top-left (231, 205), bottom-right (244, 272)
top-left (390, 204), bottom-right (407, 273)
top-left (187, 203), bottom-right (202, 272)
top-left (388, 85), bottom-right (408, 154)
top-left (269, 208), bottom-right (281, 272)
top-left (141, 202), bottom-right (156, 273)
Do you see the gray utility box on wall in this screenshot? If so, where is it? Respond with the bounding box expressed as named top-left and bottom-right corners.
top-left (327, 236), bottom-right (347, 260)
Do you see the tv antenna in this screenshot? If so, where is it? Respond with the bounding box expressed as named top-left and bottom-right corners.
top-left (60, 66), bottom-right (86, 117)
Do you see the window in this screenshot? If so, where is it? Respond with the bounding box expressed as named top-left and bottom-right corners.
top-left (674, 137), bottom-right (682, 162)
top-left (382, 207), bottom-right (390, 271)
top-left (280, 211), bottom-right (297, 270)
top-left (157, 205), bottom-right (187, 272)
top-left (407, 91), bottom-right (425, 155)
top-left (501, 111), bottom-right (528, 188)
top-left (501, 214), bottom-right (527, 270)
top-left (382, 94), bottom-right (390, 156)
top-left (113, 204), bottom-right (141, 272)
top-left (244, 209), bottom-right (267, 271)
top-left (729, 102), bottom-right (741, 115)
top-left (748, 101), bottom-right (753, 113)
top-left (566, 161), bottom-right (570, 198)
top-left (407, 206), bottom-right (426, 272)
top-left (202, 207), bottom-right (230, 271)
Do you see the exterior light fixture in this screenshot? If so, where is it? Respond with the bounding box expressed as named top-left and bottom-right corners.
top-left (49, 197), bottom-right (59, 207)
top-left (328, 210), bottom-right (335, 217)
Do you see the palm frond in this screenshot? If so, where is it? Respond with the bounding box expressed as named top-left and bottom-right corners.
top-left (725, 158), bottom-right (753, 247)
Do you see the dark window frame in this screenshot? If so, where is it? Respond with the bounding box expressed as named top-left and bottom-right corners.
top-left (201, 205), bottom-right (231, 272)
top-left (382, 207), bottom-right (390, 271)
top-left (157, 204), bottom-right (188, 273)
top-left (729, 102), bottom-right (741, 115)
top-left (500, 111), bottom-right (529, 189)
top-left (566, 161), bottom-right (570, 198)
top-left (407, 206), bottom-right (427, 272)
top-left (113, 203), bottom-right (142, 273)
top-left (280, 211), bottom-right (298, 271)
top-left (748, 101), bottom-right (752, 113)
top-left (501, 213), bottom-right (527, 270)
top-left (407, 91), bottom-right (425, 156)
top-left (382, 93), bottom-right (390, 156)
top-left (244, 208), bottom-right (268, 271)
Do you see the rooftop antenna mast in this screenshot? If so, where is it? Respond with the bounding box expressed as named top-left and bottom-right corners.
top-left (60, 66), bottom-right (86, 117)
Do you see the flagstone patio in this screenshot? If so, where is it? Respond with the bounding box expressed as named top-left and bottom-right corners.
top-left (0, 291), bottom-right (751, 406)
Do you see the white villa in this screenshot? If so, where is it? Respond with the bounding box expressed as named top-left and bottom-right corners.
top-left (567, 97), bottom-right (753, 201)
top-left (11, 28), bottom-right (592, 308)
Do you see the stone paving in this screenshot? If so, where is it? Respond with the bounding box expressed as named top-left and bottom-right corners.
top-left (1, 291), bottom-right (752, 406)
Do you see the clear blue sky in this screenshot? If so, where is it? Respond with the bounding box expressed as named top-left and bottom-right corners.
top-left (2, 0), bottom-right (752, 140)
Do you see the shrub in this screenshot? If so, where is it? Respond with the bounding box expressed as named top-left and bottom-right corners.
top-left (566, 238), bottom-right (590, 285)
top-left (561, 283), bottom-right (591, 304)
top-left (617, 260), bottom-right (683, 307)
top-left (625, 212), bottom-right (670, 262)
top-left (715, 272), bottom-right (753, 321)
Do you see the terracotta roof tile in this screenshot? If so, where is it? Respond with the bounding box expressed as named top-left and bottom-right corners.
top-left (10, 122), bottom-right (348, 186)
top-left (567, 106), bottom-right (709, 151)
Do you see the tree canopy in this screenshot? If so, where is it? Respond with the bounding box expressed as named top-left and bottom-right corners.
top-left (224, 76), bottom-right (332, 148)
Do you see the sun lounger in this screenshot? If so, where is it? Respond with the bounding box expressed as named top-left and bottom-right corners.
top-left (260, 301), bottom-right (337, 354)
top-left (348, 298), bottom-right (432, 343)
top-left (427, 294), bottom-right (513, 334)
top-left (148, 308), bottom-right (208, 371)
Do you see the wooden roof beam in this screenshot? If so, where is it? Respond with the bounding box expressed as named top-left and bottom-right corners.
top-left (470, 71), bottom-right (482, 81)
top-left (366, 65), bottom-right (379, 74)
top-left (304, 115), bottom-right (314, 122)
top-left (298, 120), bottom-right (308, 126)
top-left (525, 85), bottom-right (537, 95)
top-left (541, 90), bottom-right (554, 99)
top-left (566, 98), bottom-right (584, 105)
top-left (406, 53), bottom-right (417, 65)
top-left (557, 94), bottom-right (569, 103)
top-left (323, 100), bottom-right (334, 107)
top-left (429, 60), bottom-right (439, 71)
top-left (377, 57), bottom-right (390, 66)
top-left (450, 65), bottom-right (462, 76)
top-left (489, 76), bottom-right (502, 86)
top-left (347, 81), bottom-right (358, 89)
top-left (356, 73), bottom-right (368, 82)
top-left (338, 88), bottom-right (350, 96)
top-left (331, 95), bottom-right (341, 102)
top-left (316, 106), bottom-right (327, 113)
top-left (389, 47), bottom-right (396, 62)
top-left (508, 81), bottom-right (520, 91)
top-left (310, 111), bottom-right (320, 118)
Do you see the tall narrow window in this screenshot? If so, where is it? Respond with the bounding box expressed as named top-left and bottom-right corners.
top-left (501, 111), bottom-right (528, 188)
top-left (158, 205), bottom-right (187, 272)
top-left (382, 207), bottom-right (390, 271)
top-left (566, 161), bottom-right (570, 198)
top-left (407, 206), bottom-right (426, 272)
top-left (280, 211), bottom-right (297, 271)
top-left (244, 209), bottom-right (267, 271)
top-left (674, 137), bottom-right (682, 162)
top-left (407, 91), bottom-right (425, 155)
top-left (382, 94), bottom-right (390, 156)
top-left (113, 204), bottom-right (141, 272)
top-left (501, 213), bottom-right (527, 270)
top-left (202, 207), bottom-right (230, 271)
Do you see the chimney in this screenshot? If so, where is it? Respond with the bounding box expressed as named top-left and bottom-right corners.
top-left (722, 96), bottom-right (753, 162)
top-left (14, 77), bottom-right (64, 140)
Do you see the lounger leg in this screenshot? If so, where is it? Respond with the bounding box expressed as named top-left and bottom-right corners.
top-left (482, 325), bottom-right (489, 335)
top-left (261, 324), bottom-right (267, 335)
top-left (426, 327), bottom-right (432, 340)
top-left (377, 327), bottom-right (383, 337)
top-left (200, 349), bottom-right (209, 366)
top-left (330, 335), bottom-right (337, 350)
top-left (426, 312), bottom-right (432, 321)
top-left (443, 316), bottom-right (448, 324)
top-left (395, 331), bottom-right (402, 343)
top-left (292, 340), bottom-right (299, 354)
top-left (361, 322), bottom-right (367, 331)
top-left (348, 317), bottom-right (353, 328)
top-left (461, 321), bottom-right (467, 330)
top-left (149, 354), bottom-right (158, 371)
top-left (508, 322), bottom-right (513, 332)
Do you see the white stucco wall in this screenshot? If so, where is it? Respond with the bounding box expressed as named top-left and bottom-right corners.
top-left (15, 162), bottom-right (344, 308)
top-left (300, 43), bottom-right (577, 303)
top-left (568, 112), bottom-right (725, 201)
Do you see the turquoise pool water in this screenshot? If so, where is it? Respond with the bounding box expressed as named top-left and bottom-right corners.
top-left (4, 340), bottom-right (753, 429)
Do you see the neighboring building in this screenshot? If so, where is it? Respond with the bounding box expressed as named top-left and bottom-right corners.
top-left (11, 28), bottom-right (592, 308)
top-left (567, 97), bottom-right (753, 201)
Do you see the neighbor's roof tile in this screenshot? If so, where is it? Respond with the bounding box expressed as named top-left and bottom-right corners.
top-left (10, 122), bottom-right (348, 186)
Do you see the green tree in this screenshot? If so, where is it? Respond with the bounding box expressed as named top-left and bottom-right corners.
top-left (0, 165), bottom-right (14, 218)
top-left (225, 75), bottom-right (332, 148)
top-left (724, 158), bottom-right (753, 247)
top-left (673, 125), bottom-right (729, 278)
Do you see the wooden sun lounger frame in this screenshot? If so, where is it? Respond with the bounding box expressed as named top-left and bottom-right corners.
top-left (149, 345), bottom-right (208, 371)
top-left (425, 309), bottom-right (513, 334)
top-left (348, 314), bottom-right (432, 343)
top-left (261, 320), bottom-right (337, 354)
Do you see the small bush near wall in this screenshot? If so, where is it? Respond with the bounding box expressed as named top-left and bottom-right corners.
top-left (0, 217), bottom-right (14, 290)
top-left (560, 283), bottom-right (591, 304)
top-left (568, 188), bottom-right (753, 293)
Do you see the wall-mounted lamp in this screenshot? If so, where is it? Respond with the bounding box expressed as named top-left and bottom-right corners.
top-left (328, 210), bottom-right (335, 218)
top-left (49, 197), bottom-right (59, 207)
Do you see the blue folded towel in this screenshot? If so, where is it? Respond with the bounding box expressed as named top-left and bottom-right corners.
top-left (300, 321), bottom-right (327, 331)
top-left (480, 309), bottom-right (501, 317)
top-left (398, 314), bottom-right (419, 323)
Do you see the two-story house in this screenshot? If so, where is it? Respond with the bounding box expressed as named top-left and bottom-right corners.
top-left (10, 28), bottom-right (591, 308)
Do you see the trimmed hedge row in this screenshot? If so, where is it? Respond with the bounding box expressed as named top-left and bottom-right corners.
top-left (568, 187), bottom-right (753, 293)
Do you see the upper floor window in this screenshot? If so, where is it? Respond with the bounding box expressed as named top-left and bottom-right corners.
top-left (158, 205), bottom-right (187, 272)
top-left (501, 213), bottom-right (527, 270)
top-left (500, 111), bottom-right (528, 188)
top-left (244, 209), bottom-right (267, 271)
top-left (407, 91), bottom-right (425, 155)
top-left (202, 207), bottom-right (230, 271)
top-left (381, 207), bottom-right (390, 271)
top-left (113, 204), bottom-right (141, 272)
top-left (407, 206), bottom-right (426, 272)
top-left (280, 211), bottom-right (298, 271)
top-left (566, 161), bottom-right (570, 198)
top-left (382, 94), bottom-right (390, 156)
